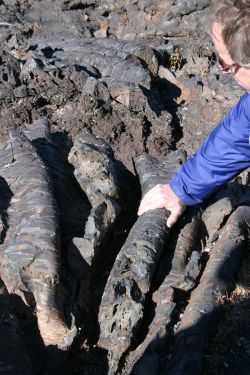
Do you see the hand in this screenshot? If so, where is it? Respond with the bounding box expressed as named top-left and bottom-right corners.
top-left (138, 184), bottom-right (186, 228)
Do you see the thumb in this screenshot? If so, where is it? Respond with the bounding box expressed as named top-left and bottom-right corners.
top-left (166, 210), bottom-right (179, 228)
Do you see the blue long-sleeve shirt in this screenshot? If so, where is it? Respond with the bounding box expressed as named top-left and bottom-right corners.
top-left (169, 92), bottom-right (250, 205)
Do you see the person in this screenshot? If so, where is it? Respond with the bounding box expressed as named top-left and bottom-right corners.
top-left (138, 0), bottom-right (250, 227)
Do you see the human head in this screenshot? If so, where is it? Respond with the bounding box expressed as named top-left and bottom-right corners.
top-left (208, 0), bottom-right (250, 65)
top-left (208, 0), bottom-right (250, 90)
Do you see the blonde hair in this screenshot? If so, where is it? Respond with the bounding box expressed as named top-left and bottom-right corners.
top-left (208, 0), bottom-right (250, 66)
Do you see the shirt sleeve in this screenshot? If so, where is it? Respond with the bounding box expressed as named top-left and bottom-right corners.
top-left (169, 92), bottom-right (250, 205)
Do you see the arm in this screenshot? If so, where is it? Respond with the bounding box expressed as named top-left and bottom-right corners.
top-left (138, 92), bottom-right (250, 226)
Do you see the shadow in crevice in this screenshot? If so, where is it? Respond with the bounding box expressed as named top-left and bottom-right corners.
top-left (0, 176), bottom-right (13, 244)
top-left (10, 293), bottom-right (68, 375)
top-left (84, 206), bottom-right (139, 346)
top-left (58, 211), bottom-right (133, 375)
top-left (30, 131), bottom-right (92, 240)
top-left (151, 205), bottom-right (205, 293)
top-left (65, 345), bottom-right (109, 375)
top-left (0, 279), bottom-right (33, 374)
top-left (141, 77), bottom-right (183, 148)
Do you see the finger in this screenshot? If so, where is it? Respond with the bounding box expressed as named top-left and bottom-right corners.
top-left (166, 209), bottom-right (181, 228)
top-left (138, 189), bottom-right (168, 213)
top-left (166, 215), bottom-right (177, 228)
top-left (140, 185), bottom-right (163, 202)
top-left (138, 198), bottom-right (165, 215)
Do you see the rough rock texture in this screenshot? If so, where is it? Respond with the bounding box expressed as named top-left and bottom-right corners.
top-left (67, 133), bottom-right (137, 332)
top-left (0, 1), bottom-right (249, 374)
top-left (0, 0), bottom-right (241, 172)
top-left (98, 152), bottom-right (184, 373)
top-left (123, 207), bottom-right (203, 374)
top-left (0, 130), bottom-right (76, 349)
top-left (166, 205), bottom-right (250, 375)
top-left (68, 133), bottom-right (124, 259)
top-left (22, 118), bottom-right (90, 240)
